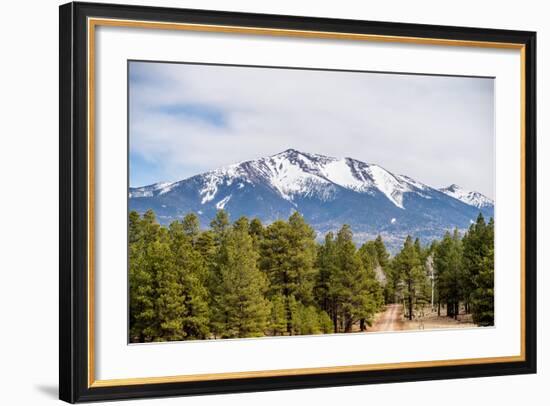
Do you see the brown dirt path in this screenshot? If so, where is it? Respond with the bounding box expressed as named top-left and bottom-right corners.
top-left (369, 304), bottom-right (404, 332)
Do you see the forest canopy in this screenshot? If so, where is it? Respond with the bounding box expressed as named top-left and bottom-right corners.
top-left (129, 210), bottom-right (494, 343)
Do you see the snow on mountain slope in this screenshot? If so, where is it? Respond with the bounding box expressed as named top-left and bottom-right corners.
top-left (129, 181), bottom-right (176, 198)
top-left (130, 149), bottom-right (493, 213)
top-left (131, 149), bottom-right (488, 212)
top-left (129, 149), bottom-right (494, 252)
top-left (255, 150), bottom-right (332, 201)
top-left (320, 158), bottom-right (367, 191)
top-left (215, 195), bottom-right (231, 210)
top-left (365, 164), bottom-right (411, 209)
top-left (439, 184), bottom-right (493, 208)
top-left (178, 149), bottom-right (431, 209)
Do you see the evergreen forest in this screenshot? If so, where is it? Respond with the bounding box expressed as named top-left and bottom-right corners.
top-left (129, 210), bottom-right (494, 342)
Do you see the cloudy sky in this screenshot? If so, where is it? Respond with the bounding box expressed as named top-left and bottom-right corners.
top-left (129, 61), bottom-right (495, 198)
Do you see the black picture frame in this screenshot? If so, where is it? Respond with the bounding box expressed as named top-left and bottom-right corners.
top-left (59, 1), bottom-right (537, 403)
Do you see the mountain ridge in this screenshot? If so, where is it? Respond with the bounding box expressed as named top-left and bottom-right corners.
top-left (129, 149), bottom-right (494, 252)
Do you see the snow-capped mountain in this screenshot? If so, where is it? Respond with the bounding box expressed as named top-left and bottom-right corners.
top-left (439, 184), bottom-right (494, 209)
top-left (129, 149), bottom-right (494, 252)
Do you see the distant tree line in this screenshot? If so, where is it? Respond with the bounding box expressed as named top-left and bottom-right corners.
top-left (129, 210), bottom-right (494, 342)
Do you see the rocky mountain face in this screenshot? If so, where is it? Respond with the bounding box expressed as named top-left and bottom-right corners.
top-left (129, 149), bottom-right (494, 252)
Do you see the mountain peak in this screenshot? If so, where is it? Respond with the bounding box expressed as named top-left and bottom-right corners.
top-left (272, 148), bottom-right (304, 157)
top-left (130, 149), bottom-right (494, 213)
top-left (439, 184), bottom-right (493, 208)
top-left (129, 149), bottom-right (494, 252)
top-left (271, 148), bottom-right (330, 163)
top-left (445, 183), bottom-right (461, 191)
top-left (281, 148), bottom-right (300, 154)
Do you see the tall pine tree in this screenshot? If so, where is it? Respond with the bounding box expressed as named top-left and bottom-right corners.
top-left (466, 216), bottom-right (494, 325)
top-left (393, 236), bottom-right (426, 320)
top-left (433, 229), bottom-right (464, 319)
top-left (216, 219), bottom-right (271, 338)
top-left (260, 213), bottom-right (317, 335)
top-left (331, 225), bottom-right (379, 332)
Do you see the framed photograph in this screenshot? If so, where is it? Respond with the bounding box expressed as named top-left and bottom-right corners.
top-left (59, 2), bottom-right (536, 403)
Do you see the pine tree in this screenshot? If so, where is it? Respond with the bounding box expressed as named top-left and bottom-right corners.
top-left (462, 213), bottom-right (493, 320)
top-left (168, 219), bottom-right (210, 339)
top-left (414, 238), bottom-right (432, 306)
top-left (260, 220), bottom-right (290, 295)
top-left (205, 210), bottom-right (235, 337)
top-left (314, 232), bottom-right (338, 331)
top-left (374, 235), bottom-right (390, 269)
top-left (425, 241), bottom-right (438, 312)
top-left (141, 209), bottom-right (162, 243)
top-left (216, 222), bottom-right (271, 338)
top-left (269, 294), bottom-right (287, 336)
top-left (332, 225), bottom-right (378, 332)
top-left (260, 213), bottom-right (317, 334)
top-left (433, 230), bottom-right (463, 319)
top-left (372, 236), bottom-right (394, 303)
top-left (129, 210), bottom-right (169, 342)
top-left (129, 210), bottom-right (142, 244)
top-left (393, 236), bottom-right (426, 320)
top-left (181, 212), bottom-right (201, 246)
top-left (287, 212), bottom-right (318, 303)
top-left (414, 238), bottom-right (423, 258)
top-left (153, 239), bottom-right (184, 341)
top-left (210, 209), bottom-right (230, 243)
top-left (317, 310), bottom-right (334, 334)
top-left (357, 241), bottom-right (385, 330)
top-left (249, 218), bottom-right (264, 251)
top-left (469, 217), bottom-right (494, 326)
top-left (233, 216), bottom-right (250, 231)
top-left (358, 241), bottom-right (378, 271)
top-left (129, 211), bottom-right (154, 342)
top-left (196, 230), bottom-right (216, 269)
top-left (292, 303), bottom-right (322, 335)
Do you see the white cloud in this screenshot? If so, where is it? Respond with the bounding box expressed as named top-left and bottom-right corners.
top-left (129, 61), bottom-right (494, 198)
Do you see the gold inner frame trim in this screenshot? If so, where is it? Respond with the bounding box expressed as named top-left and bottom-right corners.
top-left (87, 17), bottom-right (527, 388)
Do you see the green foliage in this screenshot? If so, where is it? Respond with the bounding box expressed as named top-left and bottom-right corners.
top-left (318, 310), bottom-right (334, 334)
top-left (464, 215), bottom-right (494, 325)
top-left (249, 217), bottom-right (264, 250)
top-left (433, 230), bottom-right (463, 318)
top-left (358, 240), bottom-right (386, 309)
top-left (129, 208), bottom-right (495, 342)
top-left (367, 236), bottom-right (395, 304)
top-left (181, 212), bottom-right (201, 245)
top-left (168, 218), bottom-right (210, 339)
top-left (259, 212), bottom-right (317, 334)
top-left (215, 221), bottom-right (271, 338)
top-left (210, 209), bottom-right (230, 243)
top-left (269, 294), bottom-right (287, 336)
top-left (291, 303), bottom-right (320, 335)
top-left (358, 241), bottom-right (378, 271)
top-left (314, 232), bottom-right (338, 331)
top-left (207, 210), bottom-right (231, 338)
top-left (129, 210), bottom-right (161, 342)
top-left (430, 213), bottom-right (494, 326)
top-left (196, 230), bottom-right (216, 269)
top-left (374, 235), bottom-right (390, 268)
top-left (330, 225), bottom-right (382, 332)
top-left (393, 236), bottom-right (427, 320)
top-left (129, 210), bottom-right (211, 342)
top-left (154, 239), bottom-right (184, 341)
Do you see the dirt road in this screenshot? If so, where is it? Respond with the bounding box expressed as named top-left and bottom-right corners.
top-left (370, 304), bottom-right (403, 332)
